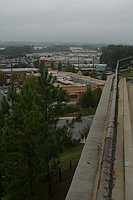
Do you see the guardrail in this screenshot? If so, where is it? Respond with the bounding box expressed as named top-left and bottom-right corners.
top-left (65, 57), bottom-right (132, 200)
top-left (96, 57), bottom-right (132, 199)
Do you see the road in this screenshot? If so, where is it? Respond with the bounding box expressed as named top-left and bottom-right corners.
top-left (58, 116), bottom-right (94, 140)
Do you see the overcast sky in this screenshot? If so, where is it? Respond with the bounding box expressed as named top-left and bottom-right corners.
top-left (0, 0), bottom-right (133, 44)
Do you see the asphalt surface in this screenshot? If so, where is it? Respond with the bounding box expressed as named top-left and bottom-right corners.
top-left (58, 116), bottom-right (94, 139)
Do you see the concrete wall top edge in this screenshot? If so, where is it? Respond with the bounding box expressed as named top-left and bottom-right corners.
top-left (65, 75), bottom-right (114, 200)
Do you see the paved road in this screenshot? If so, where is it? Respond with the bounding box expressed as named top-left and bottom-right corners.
top-left (58, 116), bottom-right (94, 139)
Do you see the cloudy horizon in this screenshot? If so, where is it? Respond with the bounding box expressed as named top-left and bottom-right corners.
top-left (0, 0), bottom-right (133, 44)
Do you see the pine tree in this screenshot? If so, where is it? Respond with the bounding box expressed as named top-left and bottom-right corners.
top-left (36, 68), bottom-right (67, 196)
top-left (3, 85), bottom-right (45, 200)
top-left (2, 68), bottom-right (74, 199)
top-left (0, 97), bottom-right (10, 199)
top-left (0, 71), bottom-right (6, 86)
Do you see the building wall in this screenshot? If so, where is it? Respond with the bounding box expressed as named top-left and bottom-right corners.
top-left (60, 85), bottom-right (87, 101)
top-left (59, 82), bottom-right (104, 101)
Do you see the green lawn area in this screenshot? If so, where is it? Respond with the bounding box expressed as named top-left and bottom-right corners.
top-left (62, 106), bottom-right (96, 117)
top-left (123, 71), bottom-right (133, 77)
top-left (78, 106), bottom-right (96, 116)
top-left (60, 144), bottom-right (84, 170)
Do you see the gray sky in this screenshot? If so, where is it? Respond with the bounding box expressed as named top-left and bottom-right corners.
top-left (0, 0), bottom-right (133, 44)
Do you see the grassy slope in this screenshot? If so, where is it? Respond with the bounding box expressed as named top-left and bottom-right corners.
top-left (60, 144), bottom-right (84, 170)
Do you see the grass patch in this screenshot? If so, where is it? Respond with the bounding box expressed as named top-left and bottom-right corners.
top-left (78, 106), bottom-right (96, 116)
top-left (61, 106), bottom-right (96, 117)
top-left (60, 144), bottom-right (84, 170)
top-left (123, 71), bottom-right (133, 77)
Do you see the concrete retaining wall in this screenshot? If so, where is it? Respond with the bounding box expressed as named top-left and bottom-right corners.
top-left (65, 75), bottom-right (114, 200)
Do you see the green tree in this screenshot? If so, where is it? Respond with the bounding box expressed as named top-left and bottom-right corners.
top-left (101, 71), bottom-right (107, 80)
top-left (36, 68), bottom-right (70, 196)
top-left (100, 45), bottom-right (133, 70)
top-left (2, 68), bottom-right (73, 199)
top-left (0, 71), bottom-right (6, 86)
top-left (50, 62), bottom-right (55, 69)
top-left (89, 70), bottom-right (98, 78)
top-left (10, 71), bottom-right (23, 84)
top-left (8, 83), bottom-right (19, 107)
top-left (0, 97), bottom-right (10, 199)
top-left (79, 88), bottom-right (93, 109)
top-left (91, 88), bottom-right (102, 108)
top-left (24, 75), bottom-right (39, 91)
top-left (79, 88), bottom-right (102, 110)
top-left (3, 85), bottom-right (45, 200)
top-left (2, 45), bottom-right (33, 57)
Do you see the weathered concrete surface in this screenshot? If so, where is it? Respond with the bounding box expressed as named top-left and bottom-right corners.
top-left (124, 78), bottom-right (133, 200)
top-left (65, 76), bottom-right (114, 200)
top-left (112, 78), bottom-right (124, 200)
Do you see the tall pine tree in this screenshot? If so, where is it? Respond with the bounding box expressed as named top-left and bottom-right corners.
top-left (2, 68), bottom-right (72, 199)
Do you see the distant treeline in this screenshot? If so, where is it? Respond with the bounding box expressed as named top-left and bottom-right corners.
top-left (100, 45), bottom-right (133, 70)
top-left (0, 43), bottom-right (105, 57)
top-left (0, 45), bottom-right (33, 57)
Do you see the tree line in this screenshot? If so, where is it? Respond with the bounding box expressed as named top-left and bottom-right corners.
top-left (0, 45), bottom-right (33, 58)
top-left (100, 45), bottom-right (133, 70)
